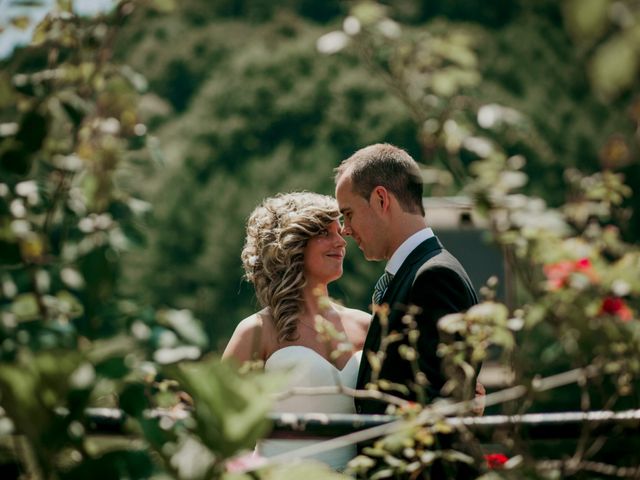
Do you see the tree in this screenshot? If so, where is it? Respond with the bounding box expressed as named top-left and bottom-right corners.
top-left (0, 2), bottom-right (282, 478)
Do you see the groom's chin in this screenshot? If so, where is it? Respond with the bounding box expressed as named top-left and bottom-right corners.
top-left (362, 251), bottom-right (381, 262)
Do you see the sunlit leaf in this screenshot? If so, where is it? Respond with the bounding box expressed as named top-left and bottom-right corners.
top-left (56, 290), bottom-right (84, 319)
top-left (148, 0), bottom-right (175, 13)
top-left (168, 434), bottom-right (216, 480)
top-left (316, 31), bottom-right (349, 54)
top-left (589, 33), bottom-right (638, 99)
top-left (263, 460), bottom-right (350, 479)
top-left (58, 90), bottom-right (91, 127)
top-left (0, 349), bottom-right (83, 450)
top-left (351, 1), bottom-right (387, 26)
top-left (0, 73), bottom-right (15, 109)
top-left (563, 0), bottom-right (611, 43)
top-left (10, 16), bottom-right (31, 30)
top-left (157, 309), bottom-right (207, 347)
top-left (165, 357), bottom-right (286, 458)
top-left (10, 293), bottom-right (40, 321)
top-left (86, 335), bottom-right (137, 364)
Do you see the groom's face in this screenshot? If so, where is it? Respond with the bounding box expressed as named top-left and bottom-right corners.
top-left (335, 174), bottom-right (385, 261)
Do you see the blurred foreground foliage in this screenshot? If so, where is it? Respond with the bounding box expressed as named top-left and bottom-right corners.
top-left (0, 1), bottom-right (293, 478)
top-left (0, 0), bottom-right (639, 478)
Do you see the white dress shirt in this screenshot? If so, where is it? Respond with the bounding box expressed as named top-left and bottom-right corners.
top-left (385, 228), bottom-right (435, 275)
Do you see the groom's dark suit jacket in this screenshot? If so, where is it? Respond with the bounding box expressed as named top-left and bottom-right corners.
top-left (355, 235), bottom-right (479, 414)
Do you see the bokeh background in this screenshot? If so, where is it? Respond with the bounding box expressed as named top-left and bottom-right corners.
top-left (2, 0), bottom-right (638, 361)
top-left (2, 0), bottom-right (640, 477)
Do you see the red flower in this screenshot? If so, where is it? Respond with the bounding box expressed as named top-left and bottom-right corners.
top-left (543, 257), bottom-right (598, 291)
top-left (601, 297), bottom-right (633, 322)
top-left (485, 453), bottom-right (508, 469)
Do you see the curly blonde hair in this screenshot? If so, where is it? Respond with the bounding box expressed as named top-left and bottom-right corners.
top-left (242, 192), bottom-right (340, 343)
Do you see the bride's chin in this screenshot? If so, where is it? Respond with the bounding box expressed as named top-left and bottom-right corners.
top-left (329, 271), bottom-right (343, 282)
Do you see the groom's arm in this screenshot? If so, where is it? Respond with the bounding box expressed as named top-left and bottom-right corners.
top-left (406, 265), bottom-right (478, 402)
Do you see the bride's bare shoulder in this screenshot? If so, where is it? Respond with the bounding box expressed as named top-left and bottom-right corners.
top-left (222, 308), bottom-right (275, 363)
top-left (332, 303), bottom-right (370, 350)
top-left (334, 303), bottom-right (371, 328)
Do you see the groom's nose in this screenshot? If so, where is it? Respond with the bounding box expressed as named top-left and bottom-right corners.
top-left (340, 223), bottom-right (352, 237)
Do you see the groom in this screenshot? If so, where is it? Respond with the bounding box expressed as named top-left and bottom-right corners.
top-left (335, 143), bottom-right (479, 415)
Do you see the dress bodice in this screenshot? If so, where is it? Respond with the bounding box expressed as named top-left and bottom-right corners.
top-left (264, 346), bottom-right (360, 413)
top-left (258, 346), bottom-right (361, 470)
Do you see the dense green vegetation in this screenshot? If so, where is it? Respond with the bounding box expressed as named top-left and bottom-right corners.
top-left (103, 0), bottom-right (639, 349)
top-left (1, 0), bottom-right (638, 477)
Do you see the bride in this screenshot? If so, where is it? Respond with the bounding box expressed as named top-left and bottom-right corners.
top-left (223, 192), bottom-right (370, 470)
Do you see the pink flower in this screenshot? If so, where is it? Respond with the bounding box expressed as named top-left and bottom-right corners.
top-left (600, 297), bottom-right (633, 322)
top-left (485, 453), bottom-right (508, 469)
top-left (225, 451), bottom-right (267, 473)
top-left (543, 260), bottom-right (575, 290)
top-left (543, 257), bottom-right (598, 291)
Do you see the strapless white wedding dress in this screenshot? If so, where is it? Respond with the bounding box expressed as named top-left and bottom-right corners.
top-left (257, 346), bottom-right (361, 470)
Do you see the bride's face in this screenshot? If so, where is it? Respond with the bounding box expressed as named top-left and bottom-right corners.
top-left (303, 220), bottom-right (346, 284)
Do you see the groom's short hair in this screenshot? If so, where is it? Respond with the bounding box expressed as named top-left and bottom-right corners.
top-left (335, 143), bottom-right (425, 216)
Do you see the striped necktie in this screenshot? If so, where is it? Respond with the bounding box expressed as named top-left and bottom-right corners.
top-left (372, 271), bottom-right (394, 305)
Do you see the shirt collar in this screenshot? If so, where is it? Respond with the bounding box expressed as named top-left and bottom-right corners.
top-left (385, 228), bottom-right (435, 275)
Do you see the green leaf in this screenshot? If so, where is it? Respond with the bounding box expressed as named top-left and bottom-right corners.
top-left (0, 143), bottom-right (33, 176)
top-left (58, 90), bottom-right (91, 127)
top-left (438, 313), bottom-right (465, 334)
top-left (10, 16), bottom-right (31, 30)
top-left (167, 434), bottom-right (216, 480)
top-left (60, 449), bottom-right (154, 480)
top-left (138, 416), bottom-right (178, 451)
top-left (94, 356), bottom-right (129, 379)
top-left (165, 357), bottom-right (286, 459)
top-left (0, 349), bottom-right (83, 451)
top-left (441, 449), bottom-right (474, 464)
top-left (370, 468), bottom-right (394, 480)
top-left (0, 73), bottom-right (15, 109)
top-left (148, 0), bottom-right (175, 13)
top-left (56, 290), bottom-right (85, 319)
top-left (10, 293), bottom-right (40, 321)
top-left (86, 335), bottom-right (137, 364)
top-left (119, 382), bottom-right (148, 417)
top-left (563, 0), bottom-right (611, 43)
top-left (263, 461), bottom-right (350, 479)
top-left (466, 302), bottom-right (509, 325)
top-left (589, 33), bottom-right (638, 99)
top-left (16, 110), bottom-right (48, 154)
top-left (221, 472), bottom-right (254, 480)
top-left (157, 309), bottom-right (208, 347)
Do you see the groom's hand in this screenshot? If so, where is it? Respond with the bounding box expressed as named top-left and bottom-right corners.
top-left (473, 382), bottom-right (486, 416)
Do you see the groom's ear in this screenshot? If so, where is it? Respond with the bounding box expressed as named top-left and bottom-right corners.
top-left (371, 186), bottom-right (390, 214)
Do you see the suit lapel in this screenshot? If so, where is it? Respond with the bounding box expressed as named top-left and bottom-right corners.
top-left (356, 236), bottom-right (444, 389)
top-left (381, 236), bottom-right (442, 310)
